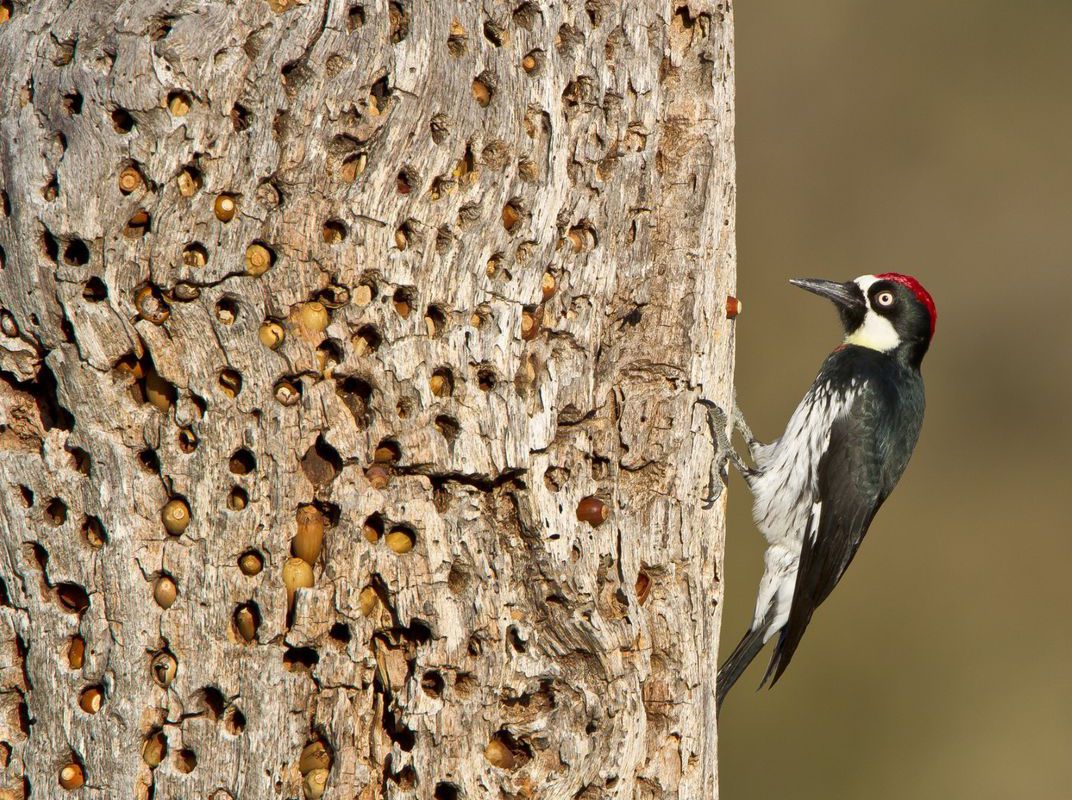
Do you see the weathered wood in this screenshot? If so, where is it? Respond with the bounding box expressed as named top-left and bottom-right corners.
top-left (0, 1), bottom-right (735, 797)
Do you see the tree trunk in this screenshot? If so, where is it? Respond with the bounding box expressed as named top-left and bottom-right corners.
top-left (0, 1), bottom-right (735, 798)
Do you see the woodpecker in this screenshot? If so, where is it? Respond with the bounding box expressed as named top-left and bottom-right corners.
top-left (712, 273), bottom-right (937, 710)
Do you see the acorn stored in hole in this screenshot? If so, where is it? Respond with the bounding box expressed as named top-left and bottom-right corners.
top-left (296, 301), bottom-right (329, 334)
top-left (119, 167), bottom-right (142, 194)
top-left (484, 738), bottom-right (516, 769)
top-left (282, 557), bottom-right (314, 608)
top-left (213, 193), bottom-right (237, 221)
top-left (541, 272), bottom-right (556, 301)
top-left (726, 295), bottom-right (743, 319)
top-left (161, 498), bottom-right (190, 535)
top-left (59, 763), bottom-right (85, 790)
top-left (78, 686), bottom-right (103, 714)
top-left (238, 551), bottom-right (263, 576)
top-left (234, 605), bottom-right (257, 642)
top-left (365, 464), bottom-right (390, 490)
top-left (385, 527), bottom-right (415, 554)
top-left (522, 54), bottom-right (537, 72)
top-left (258, 320), bottom-right (285, 349)
top-left (245, 243), bottom-right (273, 276)
top-left (150, 651), bottom-right (177, 687)
top-left (68, 635), bottom-right (86, 669)
top-left (358, 585), bottom-right (379, 616)
top-left (303, 768), bottom-right (329, 800)
top-left (520, 310), bottom-right (539, 340)
top-left (167, 91), bottom-right (190, 116)
top-left (142, 731), bottom-right (167, 768)
top-left (153, 575), bottom-right (177, 608)
top-left (576, 496), bottom-right (609, 527)
top-left (135, 286), bottom-right (170, 325)
top-left (635, 571), bottom-right (652, 605)
top-left (144, 369), bottom-right (175, 412)
top-left (293, 505), bottom-right (325, 564)
top-left (299, 741), bottom-right (332, 774)
top-left (275, 379), bottom-right (301, 406)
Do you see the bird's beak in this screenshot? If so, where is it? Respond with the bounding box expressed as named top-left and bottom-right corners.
top-left (789, 278), bottom-right (864, 313)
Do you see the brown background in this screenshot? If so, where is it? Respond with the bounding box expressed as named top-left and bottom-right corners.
top-left (720, 1), bottom-right (1072, 797)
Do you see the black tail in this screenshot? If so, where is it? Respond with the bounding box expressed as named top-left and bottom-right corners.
top-left (716, 626), bottom-right (769, 714)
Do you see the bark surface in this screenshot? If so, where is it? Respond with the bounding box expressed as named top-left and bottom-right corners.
top-left (0, 1), bottom-right (735, 798)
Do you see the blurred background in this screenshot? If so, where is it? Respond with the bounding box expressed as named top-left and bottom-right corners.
top-left (722, 1), bottom-right (1072, 798)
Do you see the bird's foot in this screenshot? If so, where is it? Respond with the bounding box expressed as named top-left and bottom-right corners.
top-left (697, 397), bottom-right (754, 508)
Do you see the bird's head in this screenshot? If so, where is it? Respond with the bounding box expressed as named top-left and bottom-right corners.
top-left (790, 273), bottom-right (936, 367)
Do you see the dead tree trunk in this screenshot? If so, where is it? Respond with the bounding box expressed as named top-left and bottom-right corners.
top-left (0, 1), bottom-right (735, 798)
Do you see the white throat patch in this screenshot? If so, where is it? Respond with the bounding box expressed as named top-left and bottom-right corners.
top-left (845, 275), bottom-right (900, 352)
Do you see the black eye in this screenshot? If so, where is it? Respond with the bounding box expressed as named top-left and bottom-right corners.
top-left (876, 291), bottom-right (895, 307)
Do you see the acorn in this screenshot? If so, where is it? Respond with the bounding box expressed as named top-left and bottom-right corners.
top-left (541, 272), bottom-right (556, 301)
top-left (258, 320), bottom-right (285, 349)
top-left (119, 166), bottom-right (142, 194)
top-left (303, 768), bottom-right (329, 800)
top-left (282, 557), bottom-right (314, 608)
top-left (429, 372), bottom-right (451, 397)
top-left (177, 167), bottom-right (202, 197)
top-left (296, 301), bottom-right (329, 334)
top-left (373, 443), bottom-right (398, 463)
top-left (576, 496), bottom-right (608, 527)
top-left (365, 464), bottom-right (389, 490)
top-left (245, 243), bottom-right (273, 276)
top-left (358, 585), bottom-right (379, 616)
top-left (274, 379), bottom-right (301, 406)
top-left (142, 731), bottom-right (167, 768)
top-left (353, 283), bottom-right (374, 306)
top-left (472, 78), bottom-right (491, 107)
top-left (293, 505), bottom-right (325, 564)
top-left (168, 91), bottom-right (190, 116)
top-left (171, 282), bottom-right (200, 302)
top-left (135, 286), bottom-right (170, 325)
top-left (219, 369), bottom-right (242, 398)
top-left (522, 54), bottom-right (537, 72)
top-left (238, 551), bottom-right (263, 576)
top-left (299, 741), bottom-right (332, 774)
top-left (394, 227), bottom-right (409, 250)
top-left (144, 369), bottom-right (175, 412)
top-left (213, 193), bottom-right (237, 222)
top-left (59, 763), bottom-right (84, 790)
top-left (385, 527), bottom-right (414, 554)
top-left (150, 651), bottom-right (177, 687)
top-left (520, 310), bottom-right (538, 340)
top-left (392, 295), bottom-right (411, 318)
top-left (78, 686), bottom-right (103, 714)
top-left (501, 203), bottom-right (520, 232)
top-left (153, 575), bottom-right (177, 609)
top-left (567, 229), bottom-right (585, 252)
top-left (362, 517), bottom-right (382, 543)
top-left (234, 605), bottom-right (257, 642)
top-left (68, 635), bottom-right (86, 669)
top-left (484, 738), bottom-right (515, 769)
top-left (726, 295), bottom-right (743, 319)
top-left (161, 498), bottom-right (190, 536)
top-left (635, 570), bottom-right (652, 605)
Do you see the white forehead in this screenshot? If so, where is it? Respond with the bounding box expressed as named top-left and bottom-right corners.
top-left (853, 274), bottom-right (880, 292)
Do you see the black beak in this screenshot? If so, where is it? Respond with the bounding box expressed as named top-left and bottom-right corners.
top-left (789, 278), bottom-right (864, 313)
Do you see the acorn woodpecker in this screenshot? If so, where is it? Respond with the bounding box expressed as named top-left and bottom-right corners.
top-left (712, 273), bottom-right (937, 710)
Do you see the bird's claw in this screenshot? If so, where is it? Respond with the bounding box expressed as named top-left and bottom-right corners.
top-left (697, 395), bottom-right (756, 508)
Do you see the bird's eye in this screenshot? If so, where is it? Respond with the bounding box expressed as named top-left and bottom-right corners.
top-left (876, 291), bottom-right (895, 307)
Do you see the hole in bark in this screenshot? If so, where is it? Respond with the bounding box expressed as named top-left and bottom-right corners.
top-left (435, 415), bottom-right (459, 442)
top-left (227, 486), bottom-right (248, 511)
top-left (467, 634), bottom-right (483, 657)
top-left (522, 48), bottom-right (544, 74)
top-left (370, 74), bottom-right (390, 113)
top-left (477, 368), bottom-right (496, 391)
top-left (138, 448), bottom-right (160, 473)
top-left (322, 218), bottom-right (347, 244)
top-left (225, 708), bottom-right (246, 735)
top-left (42, 228), bottom-right (59, 261)
top-left (485, 730), bottom-right (531, 770)
top-left (67, 635), bottom-right (85, 669)
top-left (167, 90), bottom-right (191, 116)
top-left (447, 21), bottom-right (467, 56)
top-left (472, 73), bottom-right (494, 107)
top-left (67, 446), bottom-right (91, 474)
top-left (219, 369), bottom-right (242, 398)
top-left (178, 164), bottom-right (202, 196)
top-left (230, 103), bottom-right (249, 131)
top-left (283, 646), bottom-right (319, 671)
top-left (329, 622), bottom-right (351, 644)
top-left (111, 107), bottom-right (134, 133)
top-left (386, 524), bottom-right (416, 554)
top-left (182, 242), bottom-right (208, 268)
top-left (82, 277), bottom-right (107, 301)
top-left (347, 4), bottom-right (365, 30)
top-left (17, 485), bottom-right (34, 507)
top-left (392, 287), bottom-right (414, 317)
top-left (425, 305), bottom-right (447, 336)
top-left (57, 583), bottom-right (89, 614)
top-left (124, 209), bottom-right (150, 238)
top-left (81, 515), bottom-right (107, 547)
top-left (274, 377), bottom-right (303, 407)
top-left (142, 729), bottom-right (167, 768)
top-left (216, 297), bottom-right (239, 325)
top-left (353, 325), bottom-right (381, 355)
top-left (63, 91), bottom-right (83, 115)
top-left (63, 239), bottom-right (89, 265)
top-left (78, 685), bottom-right (104, 714)
top-left (340, 150), bottom-right (368, 182)
top-left (429, 367), bottom-right (454, 397)
top-left (421, 671), bottom-right (444, 698)
top-left (233, 602), bottom-right (260, 641)
top-left (45, 498), bottom-right (67, 525)
top-left (177, 427), bottom-right (198, 453)
top-left (200, 687), bottom-right (225, 720)
top-left (373, 439), bottom-right (400, 463)
top-left (316, 339), bottom-right (342, 374)
top-left (430, 113), bottom-right (450, 144)
top-left (507, 626), bottom-right (527, 653)
top-left (229, 449), bottom-right (256, 474)
top-left (513, 2), bottom-right (541, 29)
top-left (336, 375), bottom-right (372, 426)
top-left (175, 749), bottom-right (197, 773)
top-left (483, 19), bottom-right (505, 46)
top-left (238, 550), bottom-right (263, 576)
top-left (394, 220), bottom-right (415, 251)
top-left (301, 435), bottom-right (342, 487)
top-left (434, 784), bottom-right (462, 800)
top-left (434, 225), bottom-right (454, 254)
top-left (389, 2), bottom-right (409, 42)
top-left (396, 169), bottom-right (413, 194)
top-left (362, 513), bottom-right (384, 543)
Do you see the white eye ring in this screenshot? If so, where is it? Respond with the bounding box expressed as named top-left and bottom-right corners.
top-left (876, 291), bottom-right (895, 307)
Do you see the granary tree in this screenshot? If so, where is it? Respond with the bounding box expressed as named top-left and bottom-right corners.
top-left (0, 0), bottom-right (736, 797)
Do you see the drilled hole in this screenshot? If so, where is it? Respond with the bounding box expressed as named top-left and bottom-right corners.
top-left (421, 670), bottom-right (444, 698)
top-left (57, 583), bottom-right (89, 614)
top-left (216, 297), bottom-right (239, 325)
top-left (392, 287), bottom-right (413, 317)
top-left (389, 2), bottom-right (409, 42)
top-left (81, 515), bottom-right (107, 547)
top-left (353, 325), bottom-right (381, 355)
top-left (477, 368), bottom-right (496, 391)
top-left (230, 103), bottom-right (249, 131)
top-left (362, 513), bottom-right (384, 543)
top-left (347, 4), bottom-right (365, 30)
top-left (111, 107), bottom-right (134, 133)
top-left (430, 368), bottom-right (454, 397)
top-left (322, 219), bottom-right (347, 244)
top-left (177, 428), bottom-right (198, 453)
top-left (175, 749), bottom-right (197, 774)
top-left (472, 73), bottom-right (493, 107)
top-left (124, 209), bottom-right (150, 238)
top-left (483, 19), bottom-right (505, 46)
top-left (225, 708), bottom-right (246, 735)
top-left (227, 486), bottom-right (249, 511)
top-left (63, 239), bottom-right (89, 265)
top-left (435, 415), bottom-right (460, 442)
top-left (229, 448), bottom-right (256, 475)
top-left (373, 439), bottom-right (401, 463)
top-left (329, 622), bottom-right (352, 644)
top-left (82, 277), bottom-right (107, 301)
top-left (434, 782), bottom-right (461, 800)
top-left (283, 646), bottom-right (319, 671)
top-left (219, 369), bottom-right (242, 398)
top-left (200, 686), bottom-right (225, 720)
top-left (177, 165), bottom-right (202, 197)
top-left (182, 242), bottom-right (208, 268)
top-left (233, 602), bottom-right (260, 641)
top-left (45, 497), bottom-right (67, 525)
top-left (424, 305), bottom-right (447, 336)
top-left (447, 20), bottom-right (467, 56)
top-left (167, 90), bottom-right (191, 116)
top-left (62, 91), bottom-right (83, 115)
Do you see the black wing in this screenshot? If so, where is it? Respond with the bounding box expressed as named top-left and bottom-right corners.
top-left (765, 382), bottom-right (902, 686)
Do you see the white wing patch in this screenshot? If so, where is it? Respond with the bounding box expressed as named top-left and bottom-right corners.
top-left (747, 383), bottom-right (856, 633)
